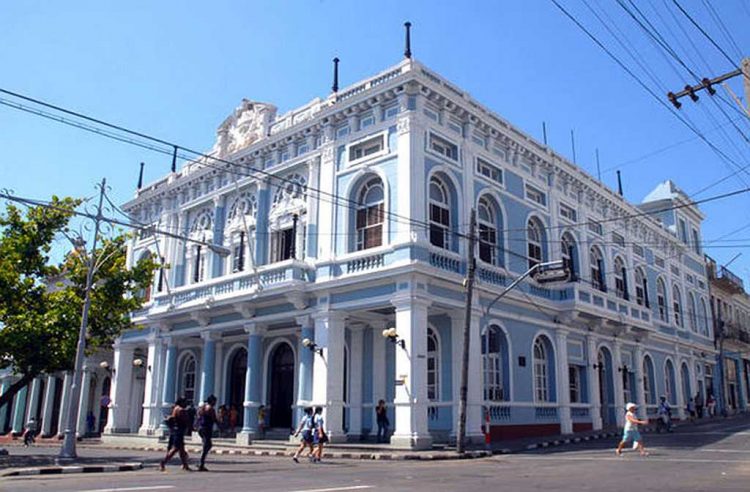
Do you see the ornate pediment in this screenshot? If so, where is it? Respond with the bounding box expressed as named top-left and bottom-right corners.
top-left (213, 99), bottom-right (277, 157)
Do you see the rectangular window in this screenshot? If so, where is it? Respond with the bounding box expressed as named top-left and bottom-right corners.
top-left (447, 120), bottom-right (463, 135)
top-left (264, 157), bottom-right (275, 168)
top-left (679, 218), bottom-right (688, 243)
top-left (429, 133), bottom-right (458, 161)
top-left (612, 232), bottom-right (625, 247)
top-left (356, 203), bottom-right (384, 251)
top-left (560, 203), bottom-right (577, 222)
top-left (423, 107), bottom-right (439, 122)
top-left (655, 256), bottom-right (665, 268)
top-left (271, 228), bottom-right (295, 263)
top-left (633, 244), bottom-right (644, 258)
top-left (476, 158), bottom-right (503, 184)
top-left (280, 151), bottom-right (290, 162)
top-left (297, 144), bottom-right (309, 155)
top-left (569, 365), bottom-right (581, 403)
top-left (525, 184), bottom-right (547, 207)
top-left (360, 114), bottom-right (375, 129)
top-left (232, 232), bottom-right (246, 273)
top-left (671, 265), bottom-right (680, 276)
top-left (692, 228), bottom-right (701, 254)
top-left (686, 273), bottom-right (694, 284)
top-left (349, 135), bottom-right (384, 162)
top-left (472, 133), bottom-right (486, 147)
top-left (588, 221), bottom-right (603, 235)
top-left (384, 105), bottom-right (399, 119)
top-left (429, 204), bottom-right (450, 249)
top-left (336, 125), bottom-right (350, 139)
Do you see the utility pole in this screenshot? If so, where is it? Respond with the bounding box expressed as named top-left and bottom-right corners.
top-left (667, 58), bottom-right (749, 111)
top-left (59, 178), bottom-right (106, 461)
top-left (456, 208), bottom-right (477, 454)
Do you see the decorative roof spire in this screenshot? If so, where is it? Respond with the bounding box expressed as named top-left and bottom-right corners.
top-left (137, 162), bottom-right (145, 190)
top-left (404, 22), bottom-right (412, 59)
top-left (332, 57), bottom-right (340, 93)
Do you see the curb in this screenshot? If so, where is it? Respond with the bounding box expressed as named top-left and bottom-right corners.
top-left (515, 431), bottom-right (619, 452)
top-left (1, 462), bottom-right (143, 478)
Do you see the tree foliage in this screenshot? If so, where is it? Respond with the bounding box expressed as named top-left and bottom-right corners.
top-left (0, 197), bottom-right (157, 408)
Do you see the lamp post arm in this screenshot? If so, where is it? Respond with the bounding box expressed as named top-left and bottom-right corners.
top-left (485, 260), bottom-right (563, 315)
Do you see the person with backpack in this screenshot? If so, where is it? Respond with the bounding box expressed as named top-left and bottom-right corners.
top-left (160, 397), bottom-right (192, 472)
top-left (292, 407), bottom-right (314, 463)
top-left (196, 395), bottom-right (217, 472)
top-left (312, 406), bottom-right (328, 463)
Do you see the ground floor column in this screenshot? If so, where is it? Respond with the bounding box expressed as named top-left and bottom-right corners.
top-left (11, 384), bottom-right (29, 435)
top-left (41, 376), bottom-right (57, 436)
top-left (371, 320), bottom-right (387, 410)
top-left (586, 336), bottom-right (603, 430)
top-left (634, 345), bottom-right (647, 420)
top-left (238, 323), bottom-right (265, 445)
top-left (556, 330), bottom-right (573, 434)
top-left (0, 378), bottom-right (11, 433)
top-left (25, 377), bottom-right (44, 427)
top-left (390, 295), bottom-right (432, 450)
top-left (199, 331), bottom-right (219, 404)
top-left (295, 316), bottom-right (314, 424)
top-left (613, 342), bottom-right (626, 427)
top-left (348, 326), bottom-right (365, 440)
top-left (311, 311), bottom-right (347, 443)
top-left (105, 343), bottom-right (134, 433)
top-left (160, 338), bottom-right (178, 430)
top-left (465, 307), bottom-right (484, 443)
top-left (139, 336), bottom-right (161, 435)
top-left (57, 372), bottom-right (73, 437)
top-left (76, 368), bottom-right (93, 437)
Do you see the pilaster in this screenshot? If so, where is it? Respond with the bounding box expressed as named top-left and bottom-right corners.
top-left (634, 345), bottom-right (647, 419)
top-left (41, 376), bottom-right (57, 437)
top-left (586, 336), bottom-right (603, 430)
top-left (556, 331), bottom-right (573, 434)
top-left (612, 342), bottom-right (626, 427)
top-left (347, 326), bottom-right (365, 440)
top-left (76, 368), bottom-right (93, 437)
top-left (199, 331), bottom-right (221, 404)
top-left (105, 343), bottom-right (135, 434)
top-left (311, 310), bottom-right (348, 443)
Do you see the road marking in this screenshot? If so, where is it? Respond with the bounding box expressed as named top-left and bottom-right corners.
top-left (287, 486), bottom-right (374, 492)
top-left (78, 487), bottom-right (175, 492)
top-left (698, 448), bottom-right (750, 453)
top-left (504, 455), bottom-right (747, 464)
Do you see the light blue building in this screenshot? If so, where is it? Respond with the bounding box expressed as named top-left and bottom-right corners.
top-left (100, 57), bottom-right (717, 449)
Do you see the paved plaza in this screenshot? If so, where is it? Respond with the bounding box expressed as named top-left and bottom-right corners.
top-left (2, 416), bottom-right (749, 491)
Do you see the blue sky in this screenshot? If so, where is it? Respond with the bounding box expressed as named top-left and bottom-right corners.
top-left (1, 0), bottom-right (750, 277)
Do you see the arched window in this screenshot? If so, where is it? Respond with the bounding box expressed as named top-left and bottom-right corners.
top-left (688, 292), bottom-right (698, 332)
top-left (429, 177), bottom-right (451, 250)
top-left (672, 285), bottom-right (683, 327)
top-left (561, 233), bottom-right (578, 281)
top-left (665, 360), bottom-right (676, 405)
top-left (614, 256), bottom-right (628, 300)
top-left (427, 328), bottom-right (440, 401)
top-left (657, 278), bottom-right (668, 322)
top-left (181, 354), bottom-right (197, 405)
top-left (527, 219), bottom-right (544, 270)
top-left (478, 197), bottom-right (499, 265)
top-left (189, 208), bottom-right (213, 284)
top-left (643, 355), bottom-right (656, 405)
top-left (700, 298), bottom-right (710, 336)
top-left (482, 325), bottom-right (507, 401)
top-left (635, 267), bottom-right (649, 307)
top-left (590, 247), bottom-right (605, 292)
top-left (355, 177), bottom-right (384, 250)
top-left (533, 337), bottom-right (552, 402)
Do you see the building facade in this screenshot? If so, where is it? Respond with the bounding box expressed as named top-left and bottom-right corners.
top-left (707, 256), bottom-right (750, 414)
top-left (83, 58), bottom-right (721, 449)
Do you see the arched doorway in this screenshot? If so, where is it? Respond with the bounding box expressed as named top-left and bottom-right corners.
top-left (227, 348), bottom-right (248, 429)
top-left (681, 363), bottom-right (691, 407)
top-left (268, 343), bottom-right (295, 429)
top-left (597, 347), bottom-right (615, 426)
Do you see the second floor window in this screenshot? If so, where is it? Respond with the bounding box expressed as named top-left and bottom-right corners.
top-left (193, 245), bottom-right (206, 284)
top-left (271, 227), bottom-right (294, 263)
top-left (527, 219), bottom-right (544, 270)
top-left (232, 232), bottom-right (246, 273)
top-left (356, 178), bottom-right (384, 251)
top-left (429, 177), bottom-right (451, 250)
top-left (657, 278), bottom-right (668, 322)
top-left (477, 197), bottom-right (498, 265)
top-left (561, 234), bottom-right (577, 281)
top-left (614, 257), bottom-right (628, 300)
top-left (673, 285), bottom-right (683, 327)
top-left (635, 268), bottom-right (649, 307)
top-left (590, 247), bottom-right (605, 292)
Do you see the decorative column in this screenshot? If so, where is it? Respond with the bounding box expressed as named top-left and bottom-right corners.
top-left (311, 310), bottom-right (347, 443)
top-left (295, 316), bottom-right (314, 425)
top-left (347, 326), bottom-right (365, 440)
top-left (238, 322), bottom-right (265, 445)
top-left (172, 211), bottom-right (188, 288)
top-left (57, 372), bottom-right (73, 437)
top-left (390, 295), bottom-right (432, 450)
top-left (160, 338), bottom-right (178, 430)
top-left (199, 331), bottom-right (219, 404)
top-left (612, 342), bottom-right (626, 427)
top-left (25, 377), bottom-right (44, 425)
top-left (371, 321), bottom-right (387, 409)
top-left (556, 330), bottom-right (573, 434)
top-left (586, 336), bottom-right (603, 430)
top-left (0, 378), bottom-right (11, 433)
top-left (41, 376), bottom-right (57, 437)
top-left (105, 343), bottom-right (134, 433)
top-left (634, 345), bottom-right (647, 420)
top-left (254, 179), bottom-right (270, 266)
top-left (11, 383), bottom-right (28, 435)
top-left (76, 367), bottom-right (93, 437)
top-left (211, 195), bottom-right (226, 278)
top-left (674, 354), bottom-right (687, 420)
top-left (139, 336), bottom-right (161, 435)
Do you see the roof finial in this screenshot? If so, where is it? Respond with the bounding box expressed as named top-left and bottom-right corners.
top-left (332, 57), bottom-right (340, 93)
top-left (617, 170), bottom-right (624, 196)
top-left (137, 162), bottom-right (145, 190)
top-left (404, 22), bottom-right (412, 59)
top-left (171, 146), bottom-right (177, 173)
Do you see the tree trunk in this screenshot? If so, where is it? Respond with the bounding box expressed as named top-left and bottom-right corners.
top-left (0, 372), bottom-right (36, 409)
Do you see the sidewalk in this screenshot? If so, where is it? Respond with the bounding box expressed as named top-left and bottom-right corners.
top-left (0, 448), bottom-right (142, 477)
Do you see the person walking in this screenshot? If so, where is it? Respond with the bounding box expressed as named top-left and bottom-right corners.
top-left (686, 397), bottom-right (696, 423)
top-left (657, 396), bottom-right (673, 433)
top-left (616, 403), bottom-right (649, 456)
top-left (312, 406), bottom-right (328, 463)
top-left (695, 392), bottom-right (704, 419)
top-left (160, 397), bottom-right (192, 472)
top-left (22, 418), bottom-right (38, 447)
top-left (217, 405), bottom-right (228, 437)
top-left (257, 405), bottom-right (266, 439)
top-left (292, 407), bottom-right (314, 463)
top-left (707, 393), bottom-right (716, 417)
top-left (375, 400), bottom-right (389, 443)
top-left (197, 395), bottom-right (217, 472)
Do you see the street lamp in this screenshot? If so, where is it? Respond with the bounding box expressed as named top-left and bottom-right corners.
top-left (302, 338), bottom-right (323, 356)
top-left (382, 328), bottom-right (405, 349)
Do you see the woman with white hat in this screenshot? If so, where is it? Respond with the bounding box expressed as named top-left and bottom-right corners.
top-left (616, 402), bottom-right (649, 456)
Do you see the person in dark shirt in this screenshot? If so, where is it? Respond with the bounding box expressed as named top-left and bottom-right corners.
top-left (160, 397), bottom-right (192, 471)
top-left (197, 395), bottom-right (217, 472)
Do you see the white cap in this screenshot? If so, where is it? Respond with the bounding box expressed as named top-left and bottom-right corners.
top-left (626, 402), bottom-right (637, 410)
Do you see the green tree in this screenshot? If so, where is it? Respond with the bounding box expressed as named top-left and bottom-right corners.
top-left (0, 198), bottom-right (157, 409)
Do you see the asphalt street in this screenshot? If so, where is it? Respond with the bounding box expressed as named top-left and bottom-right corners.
top-left (2, 417), bottom-right (749, 492)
